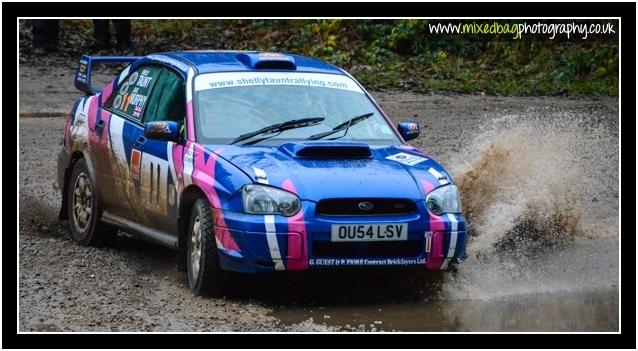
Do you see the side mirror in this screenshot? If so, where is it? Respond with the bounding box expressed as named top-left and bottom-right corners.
top-left (397, 120), bottom-right (420, 141)
top-left (144, 121), bottom-right (179, 142)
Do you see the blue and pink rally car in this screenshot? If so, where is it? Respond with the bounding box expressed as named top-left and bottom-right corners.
top-left (57, 51), bottom-right (468, 295)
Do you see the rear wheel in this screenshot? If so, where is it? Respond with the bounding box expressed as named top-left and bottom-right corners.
top-left (186, 198), bottom-right (227, 296)
top-left (67, 158), bottom-right (101, 246)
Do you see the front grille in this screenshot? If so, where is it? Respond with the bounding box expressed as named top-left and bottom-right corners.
top-left (315, 198), bottom-right (416, 216)
top-left (313, 240), bottom-right (423, 258)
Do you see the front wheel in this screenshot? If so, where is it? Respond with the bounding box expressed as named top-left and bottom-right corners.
top-left (186, 198), bottom-right (227, 296)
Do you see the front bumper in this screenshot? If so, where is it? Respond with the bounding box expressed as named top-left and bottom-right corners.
top-left (214, 201), bottom-right (468, 273)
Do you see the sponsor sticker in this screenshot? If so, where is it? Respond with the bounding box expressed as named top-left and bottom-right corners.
top-left (425, 231), bottom-right (433, 253)
top-left (130, 93), bottom-right (148, 107)
top-left (252, 167), bottom-right (269, 184)
top-left (406, 123), bottom-right (419, 134)
top-left (259, 52), bottom-right (284, 57)
top-left (136, 73), bottom-right (154, 88)
top-left (194, 72), bottom-right (365, 93)
top-left (184, 147), bottom-right (194, 164)
top-left (132, 105), bottom-right (143, 118)
top-left (113, 95), bottom-right (123, 109)
top-left (121, 94), bottom-right (130, 111)
top-left (130, 149), bottom-right (141, 181)
top-left (76, 74), bottom-right (88, 84)
top-left (385, 152), bottom-right (428, 166)
top-left (128, 71), bottom-right (139, 85)
top-left (118, 81), bottom-right (130, 95)
top-left (309, 257), bottom-right (426, 266)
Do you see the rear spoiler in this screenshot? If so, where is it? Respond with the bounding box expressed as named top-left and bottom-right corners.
top-left (74, 54), bottom-right (142, 95)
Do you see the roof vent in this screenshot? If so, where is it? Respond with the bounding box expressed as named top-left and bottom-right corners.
top-left (236, 52), bottom-right (296, 70)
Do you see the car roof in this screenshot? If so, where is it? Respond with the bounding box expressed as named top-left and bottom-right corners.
top-left (161, 50), bottom-right (345, 75)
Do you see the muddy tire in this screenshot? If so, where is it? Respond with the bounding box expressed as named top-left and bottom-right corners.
top-left (186, 198), bottom-right (227, 296)
top-left (67, 158), bottom-right (104, 246)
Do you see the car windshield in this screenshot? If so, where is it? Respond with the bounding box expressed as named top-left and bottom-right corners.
top-left (193, 72), bottom-right (400, 145)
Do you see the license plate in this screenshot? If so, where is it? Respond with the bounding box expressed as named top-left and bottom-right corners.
top-left (331, 224), bottom-right (408, 242)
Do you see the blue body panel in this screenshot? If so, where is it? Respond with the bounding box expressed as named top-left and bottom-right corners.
top-left (167, 51), bottom-right (343, 75)
top-left (209, 145), bottom-right (447, 202)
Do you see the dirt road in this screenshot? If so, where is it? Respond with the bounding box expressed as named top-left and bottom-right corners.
top-left (18, 62), bottom-right (619, 332)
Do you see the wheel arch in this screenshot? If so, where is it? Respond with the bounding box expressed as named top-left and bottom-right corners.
top-left (177, 184), bottom-right (209, 271)
top-left (59, 150), bottom-right (97, 220)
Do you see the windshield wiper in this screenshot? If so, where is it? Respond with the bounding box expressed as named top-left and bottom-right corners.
top-left (306, 112), bottom-right (374, 140)
top-left (230, 117), bottom-right (325, 145)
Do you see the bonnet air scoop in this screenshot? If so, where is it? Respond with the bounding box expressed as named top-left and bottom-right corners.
top-left (236, 52), bottom-right (296, 70)
top-left (278, 142), bottom-right (373, 159)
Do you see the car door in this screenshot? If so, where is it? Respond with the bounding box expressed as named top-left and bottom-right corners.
top-left (130, 67), bottom-right (186, 233)
top-left (102, 65), bottom-right (163, 222)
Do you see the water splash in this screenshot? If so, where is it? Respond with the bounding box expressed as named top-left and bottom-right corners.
top-left (442, 112), bottom-right (619, 301)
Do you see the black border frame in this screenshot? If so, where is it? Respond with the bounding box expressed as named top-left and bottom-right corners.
top-left (5, 2), bottom-right (635, 349)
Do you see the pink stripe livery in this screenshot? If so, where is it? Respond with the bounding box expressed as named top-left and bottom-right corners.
top-left (100, 81), bottom-right (114, 105)
top-left (191, 145), bottom-right (240, 252)
top-left (281, 179), bottom-right (309, 270)
top-left (87, 96), bottom-right (98, 130)
top-left (87, 98), bottom-right (113, 149)
top-left (86, 81), bottom-right (116, 147)
top-left (186, 100), bottom-right (195, 141)
top-left (421, 179), bottom-right (445, 270)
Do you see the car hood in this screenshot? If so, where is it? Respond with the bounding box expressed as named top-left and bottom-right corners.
top-left (206, 142), bottom-right (454, 201)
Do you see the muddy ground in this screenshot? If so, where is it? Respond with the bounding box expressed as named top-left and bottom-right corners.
top-left (18, 61), bottom-right (619, 332)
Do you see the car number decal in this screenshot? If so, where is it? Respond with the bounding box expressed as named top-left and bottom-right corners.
top-left (385, 152), bottom-right (428, 166)
top-left (130, 149), bottom-right (141, 181)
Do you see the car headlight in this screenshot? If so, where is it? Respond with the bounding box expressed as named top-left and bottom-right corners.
top-left (425, 184), bottom-right (462, 215)
top-left (242, 184), bottom-right (301, 217)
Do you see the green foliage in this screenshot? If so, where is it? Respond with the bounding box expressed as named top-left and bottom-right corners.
top-left (19, 19), bottom-right (618, 96)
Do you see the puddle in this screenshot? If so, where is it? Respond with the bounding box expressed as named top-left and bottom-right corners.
top-left (271, 287), bottom-right (618, 332)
